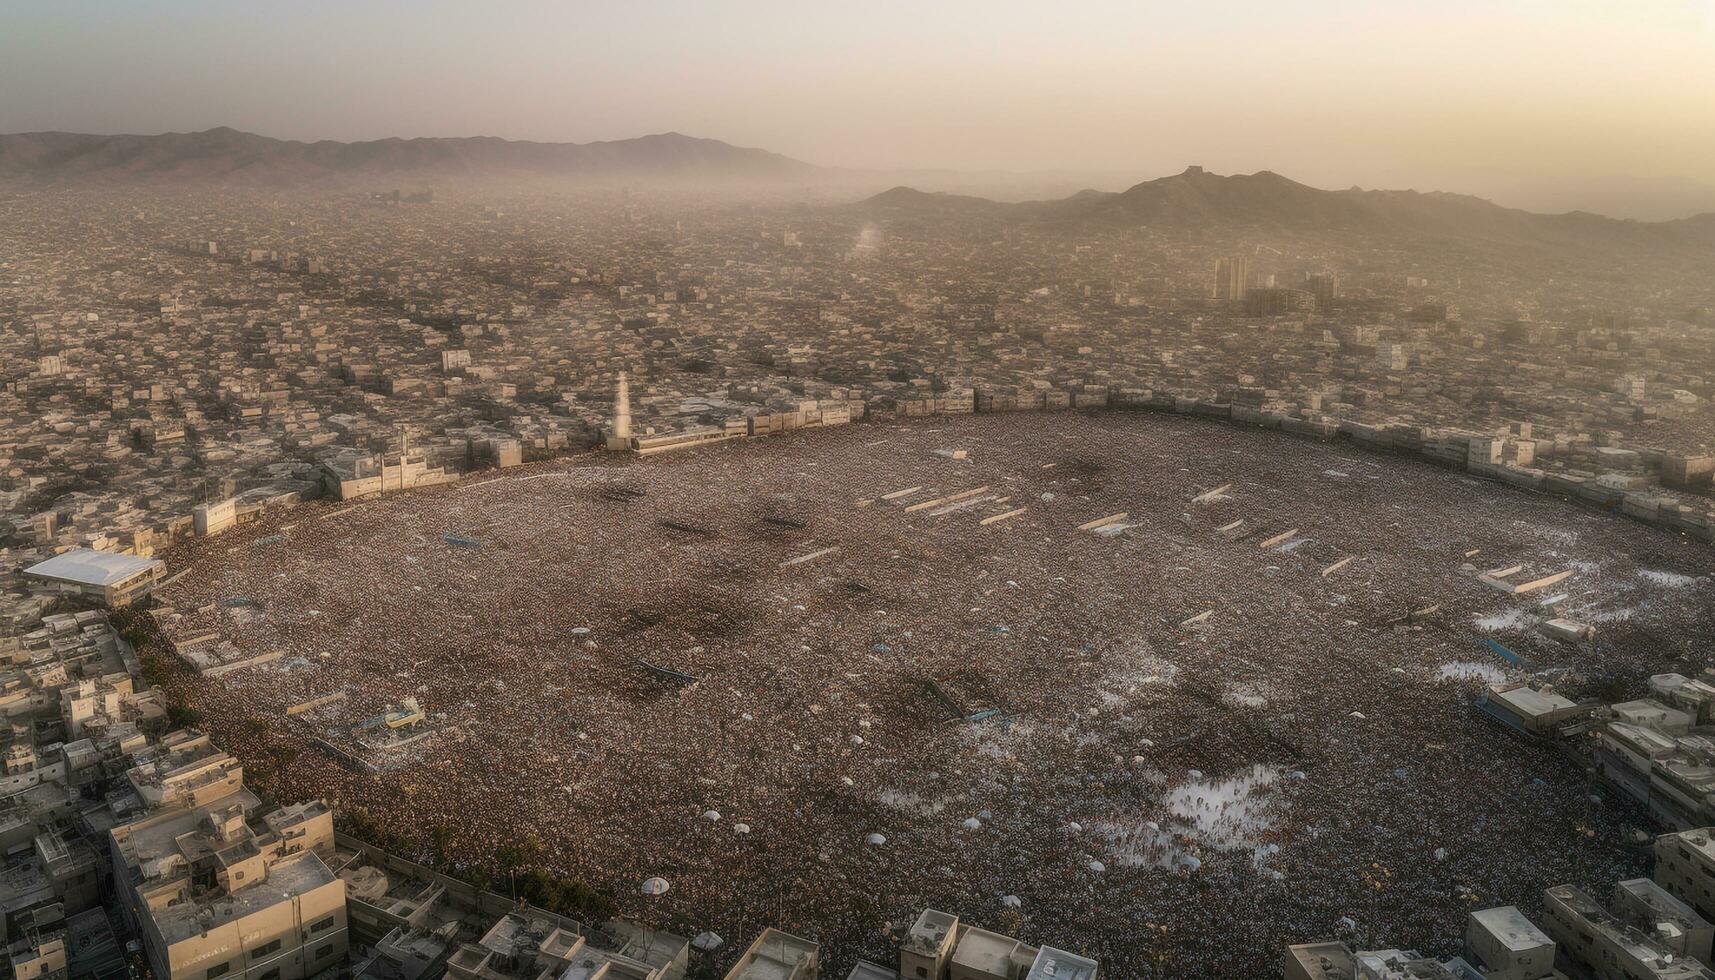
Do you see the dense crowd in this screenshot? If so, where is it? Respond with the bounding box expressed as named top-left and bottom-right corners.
top-left (149, 413), bottom-right (1713, 976)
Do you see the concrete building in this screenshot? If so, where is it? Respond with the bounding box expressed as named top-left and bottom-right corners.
top-left (443, 905), bottom-right (684, 980)
top-left (630, 427), bottom-right (741, 456)
top-left (1284, 942), bottom-right (1357, 980)
top-left (21, 550), bottom-right (165, 607)
top-left (1479, 684), bottom-right (1589, 737)
top-left (192, 498), bottom-right (238, 537)
top-left (1022, 949), bottom-right (1097, 980)
top-left (322, 451), bottom-right (459, 501)
top-left (4, 909), bottom-right (66, 980)
top-left (1611, 879), bottom-right (1714, 965)
top-left (334, 835), bottom-right (686, 980)
top-left (1657, 830), bottom-right (1715, 929)
top-left (1284, 941), bottom-right (1503, 979)
top-left (723, 929), bottom-right (818, 980)
top-left (1286, 907), bottom-right (1569, 980)
top-left (1306, 272), bottom-right (1339, 310)
top-left (109, 795), bottom-right (348, 980)
top-left (1213, 256), bottom-right (1250, 301)
top-left (123, 730), bottom-right (246, 811)
top-left (1464, 906), bottom-right (1558, 979)
top-left (894, 910), bottom-right (1096, 980)
top-left (900, 910), bottom-right (958, 979)
top-left (949, 923), bottom-right (1037, 980)
top-left (1540, 884), bottom-right (1715, 980)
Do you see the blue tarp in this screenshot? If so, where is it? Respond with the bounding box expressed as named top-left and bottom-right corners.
top-left (1482, 638), bottom-right (1525, 665)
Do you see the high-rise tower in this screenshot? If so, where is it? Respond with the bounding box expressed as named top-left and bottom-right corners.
top-left (1213, 256), bottom-right (1250, 301)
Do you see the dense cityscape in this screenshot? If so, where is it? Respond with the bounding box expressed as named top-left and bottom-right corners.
top-left (3, 3), bottom-right (1715, 979)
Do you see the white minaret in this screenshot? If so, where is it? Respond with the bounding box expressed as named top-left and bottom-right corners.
top-left (609, 371), bottom-right (633, 449)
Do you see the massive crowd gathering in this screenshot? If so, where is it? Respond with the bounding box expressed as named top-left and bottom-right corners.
top-left (146, 412), bottom-right (1714, 976)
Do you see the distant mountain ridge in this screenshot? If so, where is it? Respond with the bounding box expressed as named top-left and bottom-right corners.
top-left (0, 126), bottom-right (816, 182)
top-left (5, 128), bottom-right (1712, 254)
top-left (860, 165), bottom-right (1715, 253)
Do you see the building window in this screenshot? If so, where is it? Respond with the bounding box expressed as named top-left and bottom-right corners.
top-left (251, 940), bottom-right (282, 959)
top-left (314, 944), bottom-right (336, 960)
top-left (257, 970), bottom-right (280, 980)
top-left (207, 964), bottom-right (231, 980)
top-left (311, 915), bottom-right (338, 933)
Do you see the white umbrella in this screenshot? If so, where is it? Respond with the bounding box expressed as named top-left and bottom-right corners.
top-left (640, 877), bottom-right (670, 896)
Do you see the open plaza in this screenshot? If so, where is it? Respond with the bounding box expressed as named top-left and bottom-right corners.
top-left (148, 413), bottom-right (1715, 977)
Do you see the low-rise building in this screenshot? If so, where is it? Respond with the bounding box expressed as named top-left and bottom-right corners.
top-left (1657, 829), bottom-right (1715, 929)
top-left (1464, 906), bottom-right (1558, 980)
top-left (21, 550), bottom-right (165, 607)
top-left (1540, 884), bottom-right (1715, 980)
top-left (109, 795), bottom-right (348, 980)
top-left (892, 910), bottom-right (1096, 980)
top-left (722, 929), bottom-right (818, 980)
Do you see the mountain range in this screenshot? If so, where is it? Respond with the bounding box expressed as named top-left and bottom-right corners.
top-left (861, 166), bottom-right (1715, 254)
top-left (3, 128), bottom-right (1712, 258)
top-left (0, 127), bottom-right (813, 183)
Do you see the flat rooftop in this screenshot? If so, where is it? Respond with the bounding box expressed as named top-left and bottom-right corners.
top-left (904, 909), bottom-right (957, 955)
top-left (1025, 947), bottom-right (1098, 980)
top-left (25, 548), bottom-right (163, 587)
top-left (730, 929), bottom-right (818, 980)
top-left (1493, 686), bottom-right (1577, 716)
top-left (151, 851), bottom-right (338, 944)
top-left (1286, 943), bottom-right (1356, 980)
top-left (952, 929), bottom-right (1028, 975)
top-left (1663, 828), bottom-right (1715, 862)
top-left (1469, 906), bottom-right (1551, 952)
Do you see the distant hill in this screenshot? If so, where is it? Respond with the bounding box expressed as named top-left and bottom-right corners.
top-left (0, 127), bottom-right (818, 183)
top-left (857, 165), bottom-right (1715, 254)
top-left (860, 185), bottom-right (1011, 214)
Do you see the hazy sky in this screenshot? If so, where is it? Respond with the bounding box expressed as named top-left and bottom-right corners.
top-left (3, 0), bottom-right (1713, 192)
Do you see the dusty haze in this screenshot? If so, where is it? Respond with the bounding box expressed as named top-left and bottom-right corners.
top-left (2, 0), bottom-right (1713, 215)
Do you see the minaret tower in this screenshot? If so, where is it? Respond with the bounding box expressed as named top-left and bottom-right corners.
top-left (608, 371), bottom-right (633, 450)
